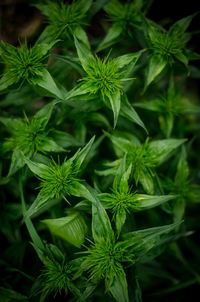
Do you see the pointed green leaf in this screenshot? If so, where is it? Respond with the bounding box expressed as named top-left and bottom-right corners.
top-left (174, 51), bottom-right (188, 66)
top-left (8, 149), bottom-right (25, 177)
top-left (65, 82), bottom-right (94, 100)
top-left (0, 287), bottom-right (28, 301)
top-left (76, 0), bottom-right (93, 15)
top-left (149, 138), bottom-right (187, 165)
top-left (185, 49), bottom-right (200, 61)
top-left (97, 24), bottom-right (123, 52)
top-left (113, 155), bottom-right (132, 193)
top-left (23, 191), bottom-right (50, 220)
top-left (116, 50), bottom-right (145, 70)
top-left (72, 136), bottom-right (95, 170)
top-left (175, 146), bottom-right (189, 184)
top-left (0, 117), bottom-right (23, 132)
top-left (92, 196), bottom-right (113, 242)
top-left (109, 270), bottom-right (129, 302)
top-left (33, 100), bottom-right (58, 127)
top-left (115, 209), bottom-right (127, 236)
top-left (34, 69), bottom-right (64, 100)
top-left (39, 137), bottom-right (65, 153)
top-left (20, 180), bottom-right (45, 251)
top-left (69, 182), bottom-right (97, 203)
top-left (50, 130), bottom-right (82, 148)
top-left (70, 183), bottom-right (114, 241)
top-left (169, 13), bottom-right (198, 35)
top-left (77, 281), bottom-right (98, 301)
top-left (74, 37), bottom-right (93, 71)
top-left (105, 132), bottom-right (133, 153)
top-left (90, 0), bottom-right (111, 16)
top-left (108, 90), bottom-right (121, 128)
top-left (23, 156), bottom-right (49, 178)
top-left (36, 25), bottom-right (59, 44)
top-left (121, 221), bottom-right (182, 258)
top-left (42, 211), bottom-right (87, 248)
top-left (53, 54), bottom-right (83, 74)
top-left (73, 25), bottom-right (90, 49)
top-left (134, 99), bottom-right (162, 112)
top-left (34, 41), bottom-right (59, 56)
top-left (0, 72), bottom-right (16, 91)
top-left (172, 198), bottom-right (186, 223)
top-left (121, 94), bottom-right (147, 133)
top-left (138, 169), bottom-right (154, 194)
top-left (132, 194), bottom-right (175, 211)
top-left (144, 55), bottom-right (167, 90)
top-left (160, 113), bottom-right (174, 138)
top-left (104, 0), bottom-right (121, 14)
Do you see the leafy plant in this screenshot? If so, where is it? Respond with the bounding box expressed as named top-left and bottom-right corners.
top-left (34, 0), bottom-right (92, 46)
top-left (98, 133), bottom-right (186, 193)
top-left (79, 196), bottom-right (180, 301)
top-left (0, 1), bottom-right (199, 302)
top-left (97, 0), bottom-right (149, 51)
top-left (144, 13), bottom-right (199, 89)
top-left (0, 41), bottom-right (63, 98)
top-left (98, 155), bottom-right (175, 234)
top-left (23, 136), bottom-right (95, 219)
top-left (65, 38), bottom-right (146, 129)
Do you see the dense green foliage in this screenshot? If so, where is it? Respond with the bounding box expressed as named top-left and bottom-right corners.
top-left (0, 1), bottom-right (200, 301)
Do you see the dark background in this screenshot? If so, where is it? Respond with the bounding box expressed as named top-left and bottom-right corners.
top-left (0, 0), bottom-right (200, 49)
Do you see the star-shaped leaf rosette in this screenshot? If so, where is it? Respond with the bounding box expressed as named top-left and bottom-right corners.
top-left (144, 13), bottom-right (200, 90)
top-left (65, 38), bottom-right (146, 130)
top-left (135, 77), bottom-right (200, 137)
top-left (34, 0), bottom-right (92, 47)
top-left (22, 136), bottom-right (96, 219)
top-left (0, 41), bottom-right (63, 99)
top-left (97, 0), bottom-right (152, 52)
top-left (77, 194), bottom-right (181, 302)
top-left (163, 146), bottom-right (200, 223)
top-left (98, 155), bottom-right (175, 235)
top-left (97, 133), bottom-right (186, 194)
top-left (0, 101), bottom-right (80, 177)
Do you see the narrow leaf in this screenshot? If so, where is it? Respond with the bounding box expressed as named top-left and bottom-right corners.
top-left (149, 138), bottom-right (187, 165)
top-left (23, 191), bottom-right (50, 220)
top-left (97, 24), bottom-right (123, 52)
top-left (116, 50), bottom-right (145, 70)
top-left (23, 156), bottom-right (49, 178)
top-left (144, 55), bottom-right (167, 90)
top-left (8, 149), bottom-right (25, 177)
top-left (92, 196), bottom-right (113, 242)
top-left (109, 270), bottom-right (129, 302)
top-left (108, 90), bottom-right (121, 128)
top-left (113, 155), bottom-right (132, 193)
top-left (72, 136), bottom-right (95, 170)
top-left (132, 194), bottom-right (175, 211)
top-left (138, 169), bottom-right (154, 194)
top-left (74, 37), bottom-right (93, 71)
top-left (33, 100), bottom-right (59, 127)
top-left (115, 209), bottom-right (127, 236)
top-left (121, 94), bottom-right (147, 133)
top-left (34, 69), bottom-right (64, 100)
top-left (73, 25), bottom-right (90, 49)
top-left (169, 13), bottom-right (198, 35)
top-left (20, 180), bottom-right (44, 251)
top-left (121, 221), bottom-right (182, 256)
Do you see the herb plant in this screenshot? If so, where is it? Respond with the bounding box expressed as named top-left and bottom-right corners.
top-left (0, 1), bottom-right (200, 302)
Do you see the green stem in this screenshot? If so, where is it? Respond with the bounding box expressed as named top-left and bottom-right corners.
top-left (19, 178), bottom-right (45, 252)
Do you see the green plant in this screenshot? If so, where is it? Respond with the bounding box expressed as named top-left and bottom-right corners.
top-left (0, 1), bottom-right (200, 302)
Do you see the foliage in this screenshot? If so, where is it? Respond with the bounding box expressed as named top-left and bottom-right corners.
top-left (0, 1), bottom-right (199, 302)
